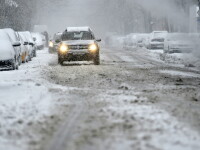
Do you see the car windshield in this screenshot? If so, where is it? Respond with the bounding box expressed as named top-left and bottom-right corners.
top-left (154, 32), bottom-right (167, 38)
top-left (62, 31), bottom-right (94, 41)
top-left (152, 38), bottom-right (164, 42)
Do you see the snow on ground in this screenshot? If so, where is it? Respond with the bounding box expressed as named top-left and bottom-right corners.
top-left (0, 49), bottom-right (57, 150)
top-left (160, 70), bottom-right (200, 78)
top-left (142, 48), bottom-right (200, 69)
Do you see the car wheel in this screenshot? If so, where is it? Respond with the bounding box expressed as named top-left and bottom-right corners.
top-left (33, 50), bottom-right (37, 57)
top-left (93, 53), bottom-right (100, 65)
top-left (18, 56), bottom-right (22, 66)
top-left (11, 58), bottom-right (18, 70)
top-left (29, 55), bottom-right (32, 61)
top-left (58, 57), bottom-right (64, 65)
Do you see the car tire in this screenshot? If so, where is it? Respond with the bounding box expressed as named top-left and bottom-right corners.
top-left (33, 50), bottom-right (37, 57)
top-left (29, 55), bottom-right (32, 61)
top-left (11, 58), bottom-right (18, 70)
top-left (58, 57), bottom-right (64, 65)
top-left (93, 53), bottom-right (100, 65)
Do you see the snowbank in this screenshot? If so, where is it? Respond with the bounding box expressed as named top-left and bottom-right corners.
top-left (0, 49), bottom-right (55, 150)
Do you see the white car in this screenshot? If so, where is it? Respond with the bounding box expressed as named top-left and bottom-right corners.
top-left (123, 33), bottom-right (139, 49)
top-left (0, 30), bottom-right (19, 70)
top-left (3, 28), bottom-right (22, 65)
top-left (17, 32), bottom-right (30, 63)
top-left (164, 33), bottom-right (194, 53)
top-left (136, 34), bottom-right (150, 47)
top-left (32, 32), bottom-right (46, 50)
top-left (20, 31), bottom-right (36, 60)
top-left (149, 31), bottom-right (168, 49)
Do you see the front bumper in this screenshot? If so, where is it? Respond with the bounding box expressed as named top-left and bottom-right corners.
top-left (0, 59), bottom-right (13, 69)
top-left (58, 49), bottom-right (98, 61)
top-left (169, 47), bottom-right (193, 53)
top-left (150, 43), bottom-right (164, 49)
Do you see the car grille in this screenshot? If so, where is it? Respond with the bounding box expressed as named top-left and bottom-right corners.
top-left (69, 45), bottom-right (88, 50)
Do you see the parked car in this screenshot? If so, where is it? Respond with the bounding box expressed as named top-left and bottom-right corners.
top-left (20, 31), bottom-right (36, 60)
top-left (123, 33), bottom-right (139, 49)
top-left (3, 28), bottom-right (22, 65)
top-left (32, 32), bottom-right (46, 50)
top-left (17, 32), bottom-right (29, 63)
top-left (164, 33), bottom-right (194, 53)
top-left (149, 31), bottom-right (168, 49)
top-left (49, 32), bottom-right (62, 53)
top-left (0, 30), bottom-right (19, 70)
top-left (57, 27), bottom-right (101, 65)
top-left (135, 34), bottom-right (150, 47)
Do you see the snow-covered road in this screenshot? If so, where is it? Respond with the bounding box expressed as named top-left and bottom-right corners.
top-left (0, 47), bottom-right (200, 150)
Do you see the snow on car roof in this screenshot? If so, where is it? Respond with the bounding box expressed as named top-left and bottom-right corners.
top-left (3, 28), bottom-right (19, 42)
top-left (152, 31), bottom-right (168, 33)
top-left (66, 27), bottom-right (91, 32)
top-left (0, 30), bottom-right (11, 41)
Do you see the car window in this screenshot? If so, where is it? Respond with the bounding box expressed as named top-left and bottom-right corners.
top-left (62, 31), bottom-right (94, 41)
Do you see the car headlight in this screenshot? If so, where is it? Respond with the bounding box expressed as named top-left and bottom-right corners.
top-left (59, 44), bottom-right (69, 53)
top-left (49, 41), bottom-right (54, 47)
top-left (89, 44), bottom-right (98, 52)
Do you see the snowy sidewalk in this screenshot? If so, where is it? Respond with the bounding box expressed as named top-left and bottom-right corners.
top-left (0, 49), bottom-right (55, 150)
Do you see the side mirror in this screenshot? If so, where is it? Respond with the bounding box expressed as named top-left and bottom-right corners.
top-left (55, 39), bottom-right (61, 43)
top-left (13, 42), bottom-right (21, 47)
top-left (29, 42), bottom-right (34, 46)
top-left (33, 37), bottom-right (36, 41)
top-left (96, 39), bottom-right (101, 42)
top-left (24, 42), bottom-right (29, 45)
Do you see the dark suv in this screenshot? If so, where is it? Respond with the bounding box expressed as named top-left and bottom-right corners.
top-left (57, 27), bottom-right (101, 65)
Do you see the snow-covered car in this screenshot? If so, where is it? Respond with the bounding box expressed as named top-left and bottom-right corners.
top-left (20, 31), bottom-right (36, 60)
top-left (149, 31), bottom-right (168, 49)
top-left (32, 32), bottom-right (45, 50)
top-left (123, 33), bottom-right (139, 49)
top-left (136, 34), bottom-right (150, 47)
top-left (0, 30), bottom-right (19, 70)
top-left (57, 27), bottom-right (101, 65)
top-left (164, 33), bottom-right (194, 53)
top-left (3, 28), bottom-right (22, 65)
top-left (49, 32), bottom-right (62, 53)
top-left (17, 32), bottom-right (29, 63)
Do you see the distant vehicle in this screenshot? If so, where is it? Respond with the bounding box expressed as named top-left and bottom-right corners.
top-left (0, 30), bottom-right (19, 70)
top-left (3, 28), bottom-right (22, 65)
top-left (32, 32), bottom-right (46, 50)
top-left (57, 27), bottom-right (101, 65)
top-left (16, 32), bottom-right (29, 63)
top-left (135, 34), bottom-right (150, 47)
top-left (149, 31), bottom-right (168, 49)
top-left (123, 33), bottom-right (139, 49)
top-left (33, 25), bottom-right (49, 47)
top-left (164, 33), bottom-right (194, 53)
top-left (20, 31), bottom-right (36, 60)
top-left (49, 32), bottom-right (62, 53)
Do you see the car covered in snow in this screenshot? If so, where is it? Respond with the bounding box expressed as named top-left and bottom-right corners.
top-left (20, 31), bottom-right (36, 60)
top-left (135, 34), bottom-right (150, 47)
top-left (123, 33), bottom-right (139, 49)
top-left (164, 33), bottom-right (194, 53)
top-left (49, 32), bottom-right (62, 53)
top-left (149, 31), bottom-right (168, 49)
top-left (3, 28), bottom-right (22, 65)
top-left (0, 30), bottom-right (19, 70)
top-left (32, 32), bottom-right (46, 50)
top-left (17, 32), bottom-right (30, 63)
top-left (57, 27), bottom-right (101, 65)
